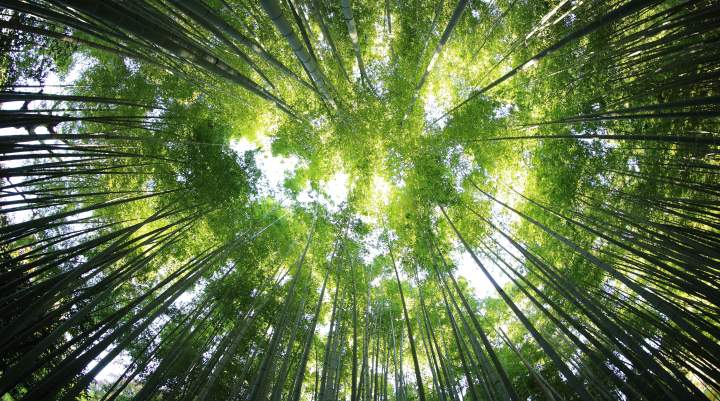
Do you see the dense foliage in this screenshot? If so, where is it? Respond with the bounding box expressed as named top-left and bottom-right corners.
top-left (1, 1), bottom-right (719, 400)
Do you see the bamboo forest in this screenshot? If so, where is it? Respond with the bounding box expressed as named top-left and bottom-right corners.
top-left (1, 0), bottom-right (719, 400)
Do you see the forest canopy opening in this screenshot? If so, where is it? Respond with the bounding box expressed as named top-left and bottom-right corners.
top-left (1, 1), bottom-right (719, 401)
